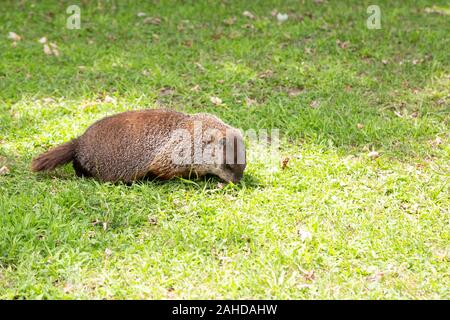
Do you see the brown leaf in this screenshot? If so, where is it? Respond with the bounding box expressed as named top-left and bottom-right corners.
top-left (281, 157), bottom-right (290, 170)
top-left (242, 10), bottom-right (255, 19)
top-left (103, 95), bottom-right (116, 103)
top-left (288, 87), bottom-right (304, 97)
top-left (356, 123), bottom-right (364, 129)
top-left (223, 17), bottom-right (236, 26)
top-left (159, 87), bottom-right (175, 96)
top-left (276, 13), bottom-right (288, 22)
top-left (143, 17), bottom-right (161, 25)
top-left (309, 100), bottom-right (320, 108)
top-left (194, 62), bottom-right (206, 71)
top-left (210, 96), bottom-right (223, 105)
top-left (182, 40), bottom-right (193, 47)
top-left (245, 97), bottom-right (257, 106)
top-left (303, 270), bottom-right (315, 281)
top-left (43, 44), bottom-right (52, 55)
top-left (63, 283), bottom-right (73, 293)
top-left (8, 32), bottom-right (22, 41)
top-left (368, 151), bottom-right (380, 159)
top-left (428, 137), bottom-right (443, 147)
top-left (191, 84), bottom-right (200, 92)
top-left (336, 39), bottom-right (350, 49)
top-left (258, 70), bottom-right (273, 79)
top-left (0, 166), bottom-right (10, 175)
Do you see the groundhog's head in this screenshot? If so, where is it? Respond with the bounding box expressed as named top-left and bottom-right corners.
top-left (196, 127), bottom-right (246, 184)
top-left (217, 130), bottom-right (246, 183)
top-left (168, 117), bottom-right (246, 183)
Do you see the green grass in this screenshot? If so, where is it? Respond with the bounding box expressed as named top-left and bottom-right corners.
top-left (0, 0), bottom-right (449, 299)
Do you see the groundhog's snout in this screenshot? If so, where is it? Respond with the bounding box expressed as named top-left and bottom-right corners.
top-left (218, 163), bottom-right (246, 184)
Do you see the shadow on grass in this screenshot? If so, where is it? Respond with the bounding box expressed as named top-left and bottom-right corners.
top-left (31, 164), bottom-right (263, 191)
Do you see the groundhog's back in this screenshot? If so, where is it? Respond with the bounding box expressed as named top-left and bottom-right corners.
top-left (75, 109), bottom-right (188, 182)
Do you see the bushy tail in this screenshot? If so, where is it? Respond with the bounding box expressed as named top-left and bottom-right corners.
top-left (31, 140), bottom-right (77, 172)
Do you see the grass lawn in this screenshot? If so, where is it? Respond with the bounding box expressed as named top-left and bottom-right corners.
top-left (0, 0), bottom-right (449, 299)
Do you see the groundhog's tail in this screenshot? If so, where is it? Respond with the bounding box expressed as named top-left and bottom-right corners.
top-left (31, 140), bottom-right (77, 172)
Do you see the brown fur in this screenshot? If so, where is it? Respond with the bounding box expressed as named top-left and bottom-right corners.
top-left (31, 109), bottom-right (246, 183)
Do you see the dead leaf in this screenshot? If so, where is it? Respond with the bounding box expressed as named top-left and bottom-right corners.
top-left (166, 287), bottom-right (175, 298)
top-left (281, 157), bottom-right (290, 170)
top-left (271, 9), bottom-right (278, 17)
top-left (159, 87), bottom-right (175, 96)
top-left (148, 217), bottom-right (158, 225)
top-left (0, 166), bottom-right (10, 175)
top-left (357, 123), bottom-right (364, 129)
top-left (288, 87), bottom-right (304, 97)
top-left (336, 39), bottom-right (350, 49)
top-left (43, 42), bottom-right (59, 56)
top-left (63, 283), bottom-right (73, 293)
top-left (143, 17), bottom-right (161, 25)
top-left (242, 10), bottom-right (255, 19)
top-left (245, 97), bottom-right (257, 106)
top-left (428, 137), bottom-right (443, 147)
top-left (49, 42), bottom-right (59, 56)
top-left (194, 62), bottom-right (206, 71)
top-left (368, 270), bottom-right (384, 282)
top-left (137, 12), bottom-right (146, 17)
top-left (303, 270), bottom-right (315, 281)
top-left (182, 40), bottom-right (193, 47)
top-left (304, 47), bottom-right (314, 55)
top-left (142, 69), bottom-right (151, 76)
top-left (276, 13), bottom-right (288, 22)
top-left (258, 70), bottom-right (273, 79)
top-left (8, 32), bottom-right (22, 41)
top-left (210, 96), bottom-right (223, 105)
top-left (309, 100), bottom-right (320, 108)
top-left (223, 17), bottom-right (236, 26)
top-left (42, 97), bottom-right (55, 104)
top-left (191, 84), bottom-right (200, 92)
top-left (38, 37), bottom-right (47, 44)
top-left (103, 95), bottom-right (116, 103)
top-left (104, 248), bottom-right (112, 256)
top-left (297, 228), bottom-right (312, 241)
top-left (43, 44), bottom-right (52, 55)
top-left (424, 6), bottom-right (450, 15)
top-left (368, 151), bottom-right (380, 159)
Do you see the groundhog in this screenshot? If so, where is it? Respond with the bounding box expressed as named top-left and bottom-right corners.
top-left (31, 109), bottom-right (246, 183)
